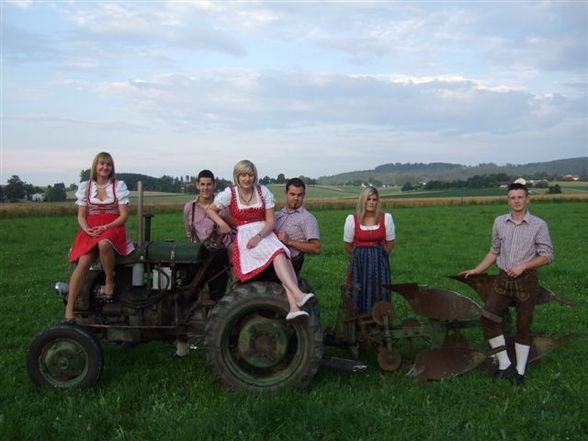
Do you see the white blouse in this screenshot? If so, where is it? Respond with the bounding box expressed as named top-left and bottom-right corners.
top-left (214, 185), bottom-right (276, 210)
top-left (343, 213), bottom-right (396, 243)
top-left (75, 180), bottom-right (131, 206)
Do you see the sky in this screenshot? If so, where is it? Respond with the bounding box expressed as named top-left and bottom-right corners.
top-left (1, 0), bottom-right (587, 186)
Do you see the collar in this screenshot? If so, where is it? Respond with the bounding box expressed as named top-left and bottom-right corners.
top-left (506, 210), bottom-right (531, 224)
top-left (282, 205), bottom-right (305, 214)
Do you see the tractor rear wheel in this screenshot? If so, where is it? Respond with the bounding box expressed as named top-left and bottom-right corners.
top-left (26, 325), bottom-right (103, 388)
top-left (204, 282), bottom-right (323, 391)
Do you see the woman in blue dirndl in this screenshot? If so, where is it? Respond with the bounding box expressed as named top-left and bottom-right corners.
top-left (344, 186), bottom-right (396, 314)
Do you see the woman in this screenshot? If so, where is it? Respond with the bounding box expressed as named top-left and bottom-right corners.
top-left (207, 160), bottom-right (313, 321)
top-left (65, 152), bottom-right (134, 323)
top-left (344, 186), bottom-right (395, 314)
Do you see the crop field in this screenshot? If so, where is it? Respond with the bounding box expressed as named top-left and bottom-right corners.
top-left (0, 201), bottom-right (587, 440)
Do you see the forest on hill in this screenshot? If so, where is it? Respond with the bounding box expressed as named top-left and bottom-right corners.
top-left (317, 157), bottom-right (588, 186)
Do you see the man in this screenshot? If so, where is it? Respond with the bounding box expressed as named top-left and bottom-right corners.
top-left (460, 181), bottom-right (553, 385)
top-left (275, 178), bottom-right (321, 274)
top-left (176, 169), bottom-right (231, 357)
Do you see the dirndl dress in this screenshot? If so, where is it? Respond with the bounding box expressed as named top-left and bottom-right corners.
top-left (69, 180), bottom-right (134, 262)
top-left (227, 185), bottom-right (290, 281)
top-left (347, 213), bottom-right (391, 314)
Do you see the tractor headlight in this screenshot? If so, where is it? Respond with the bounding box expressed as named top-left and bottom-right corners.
top-left (54, 282), bottom-right (69, 298)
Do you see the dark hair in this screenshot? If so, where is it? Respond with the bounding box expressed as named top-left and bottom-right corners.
top-left (285, 178), bottom-right (305, 192)
top-left (508, 182), bottom-right (528, 195)
top-left (197, 169), bottom-right (215, 182)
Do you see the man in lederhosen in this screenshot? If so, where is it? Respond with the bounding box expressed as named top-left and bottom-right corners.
top-left (460, 181), bottom-right (554, 385)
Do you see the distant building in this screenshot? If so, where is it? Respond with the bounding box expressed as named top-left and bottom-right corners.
top-left (31, 193), bottom-right (46, 202)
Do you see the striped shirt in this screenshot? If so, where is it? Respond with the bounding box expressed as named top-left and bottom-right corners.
top-left (491, 211), bottom-right (554, 271)
top-left (275, 206), bottom-right (320, 258)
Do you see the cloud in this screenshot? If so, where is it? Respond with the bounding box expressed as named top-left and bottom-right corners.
top-left (91, 69), bottom-right (583, 136)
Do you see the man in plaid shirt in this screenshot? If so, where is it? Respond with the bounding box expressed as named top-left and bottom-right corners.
top-left (461, 181), bottom-right (554, 385)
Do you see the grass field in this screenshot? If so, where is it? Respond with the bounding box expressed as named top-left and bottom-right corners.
top-left (0, 202), bottom-right (587, 440)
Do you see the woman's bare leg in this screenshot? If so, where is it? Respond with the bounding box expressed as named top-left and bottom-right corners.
top-left (65, 252), bottom-right (95, 320)
top-left (272, 254), bottom-right (306, 311)
top-left (98, 240), bottom-right (115, 294)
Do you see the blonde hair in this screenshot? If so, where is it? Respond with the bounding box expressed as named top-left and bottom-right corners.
top-left (233, 160), bottom-right (258, 186)
top-left (356, 186), bottom-right (381, 224)
top-left (90, 152), bottom-right (115, 181)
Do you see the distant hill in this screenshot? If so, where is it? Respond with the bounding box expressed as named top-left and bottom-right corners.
top-left (317, 157), bottom-right (588, 185)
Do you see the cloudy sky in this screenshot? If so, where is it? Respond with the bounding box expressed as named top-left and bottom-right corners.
top-left (2, 0), bottom-right (587, 185)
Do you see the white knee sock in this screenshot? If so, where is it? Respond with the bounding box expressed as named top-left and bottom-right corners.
top-left (515, 343), bottom-right (531, 375)
top-left (488, 335), bottom-right (511, 370)
top-left (176, 340), bottom-right (189, 357)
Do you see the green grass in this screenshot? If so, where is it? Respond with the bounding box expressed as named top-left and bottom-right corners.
top-left (1, 202), bottom-right (587, 440)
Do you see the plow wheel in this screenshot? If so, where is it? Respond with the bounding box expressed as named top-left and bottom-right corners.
top-left (443, 332), bottom-right (469, 349)
top-left (377, 347), bottom-right (402, 371)
top-left (372, 301), bottom-right (395, 326)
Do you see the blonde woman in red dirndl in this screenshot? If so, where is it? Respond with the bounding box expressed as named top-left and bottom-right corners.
top-left (207, 160), bottom-right (314, 321)
top-left (64, 152), bottom-right (134, 324)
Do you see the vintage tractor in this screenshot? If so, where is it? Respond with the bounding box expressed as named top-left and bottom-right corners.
top-left (26, 184), bottom-right (323, 391)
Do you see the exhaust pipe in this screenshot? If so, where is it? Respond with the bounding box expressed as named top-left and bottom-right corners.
top-left (136, 181), bottom-right (144, 247)
top-left (132, 181), bottom-right (145, 286)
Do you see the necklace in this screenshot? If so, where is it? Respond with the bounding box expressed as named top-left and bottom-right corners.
top-left (96, 182), bottom-right (109, 190)
top-left (239, 189), bottom-right (254, 204)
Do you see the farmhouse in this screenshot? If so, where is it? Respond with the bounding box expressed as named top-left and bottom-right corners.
top-left (31, 193), bottom-right (46, 202)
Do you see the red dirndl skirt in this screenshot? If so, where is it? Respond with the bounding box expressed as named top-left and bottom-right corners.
top-left (69, 213), bottom-right (134, 262)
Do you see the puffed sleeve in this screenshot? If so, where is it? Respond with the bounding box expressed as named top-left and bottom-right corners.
top-left (260, 185), bottom-right (275, 209)
top-left (75, 181), bottom-right (89, 206)
top-left (116, 180), bottom-right (130, 205)
top-left (384, 213), bottom-right (396, 241)
top-left (343, 214), bottom-right (355, 243)
top-left (214, 187), bottom-right (233, 209)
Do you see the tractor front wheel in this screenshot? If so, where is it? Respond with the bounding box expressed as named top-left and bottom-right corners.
top-left (204, 282), bottom-right (323, 391)
top-left (26, 325), bottom-right (103, 388)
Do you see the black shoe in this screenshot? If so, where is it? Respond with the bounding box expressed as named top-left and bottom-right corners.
top-left (63, 318), bottom-right (76, 325)
top-left (511, 372), bottom-right (525, 386)
top-left (493, 364), bottom-right (516, 381)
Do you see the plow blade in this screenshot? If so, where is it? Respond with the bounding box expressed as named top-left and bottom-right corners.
top-left (407, 346), bottom-right (505, 381)
top-left (506, 333), bottom-right (578, 364)
top-left (386, 283), bottom-right (501, 323)
top-left (449, 274), bottom-right (578, 307)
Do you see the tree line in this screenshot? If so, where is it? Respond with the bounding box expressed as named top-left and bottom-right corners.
top-left (0, 171), bottom-right (318, 202)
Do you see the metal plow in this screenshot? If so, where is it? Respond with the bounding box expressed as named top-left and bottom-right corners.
top-left (407, 346), bottom-right (505, 382)
top-left (323, 280), bottom-right (578, 381)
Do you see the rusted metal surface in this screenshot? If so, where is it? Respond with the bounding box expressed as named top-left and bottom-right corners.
top-left (449, 274), bottom-right (578, 307)
top-left (407, 346), bottom-right (505, 381)
top-left (372, 300), bottom-right (395, 326)
top-left (377, 347), bottom-right (402, 371)
top-left (386, 283), bottom-right (502, 323)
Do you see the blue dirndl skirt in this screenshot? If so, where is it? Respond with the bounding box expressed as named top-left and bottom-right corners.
top-left (348, 244), bottom-right (392, 314)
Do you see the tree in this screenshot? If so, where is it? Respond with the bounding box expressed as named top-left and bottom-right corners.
top-left (548, 184), bottom-right (562, 194)
top-left (259, 176), bottom-right (271, 185)
top-left (5, 175), bottom-right (26, 201)
top-left (46, 183), bottom-right (68, 202)
top-left (401, 182), bottom-right (415, 192)
top-left (0, 185), bottom-right (5, 202)
top-left (276, 173), bottom-right (286, 184)
top-left (80, 169), bottom-right (90, 181)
